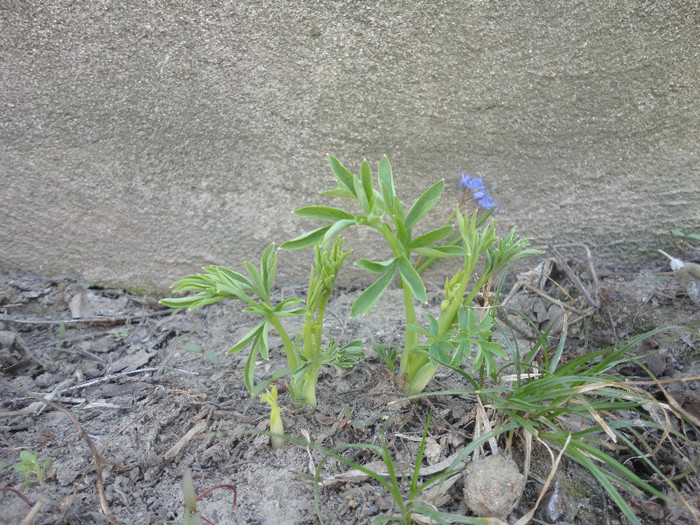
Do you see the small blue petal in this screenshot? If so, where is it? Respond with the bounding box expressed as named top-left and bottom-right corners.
top-left (476, 194), bottom-right (498, 211)
top-left (460, 173), bottom-right (486, 191)
top-left (472, 191), bottom-right (485, 200)
top-left (461, 174), bottom-right (487, 191)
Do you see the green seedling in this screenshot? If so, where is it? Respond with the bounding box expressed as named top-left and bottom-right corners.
top-left (55, 322), bottom-right (66, 350)
top-left (182, 470), bottom-right (203, 525)
top-left (260, 385), bottom-right (285, 450)
top-left (372, 344), bottom-right (399, 374)
top-left (161, 239), bottom-right (364, 408)
top-left (181, 469), bottom-right (237, 525)
top-left (14, 450), bottom-right (51, 488)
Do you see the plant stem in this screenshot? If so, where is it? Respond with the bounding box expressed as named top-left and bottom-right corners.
top-left (294, 362), bottom-right (322, 408)
top-left (268, 315), bottom-right (300, 370)
top-left (398, 280), bottom-right (419, 376)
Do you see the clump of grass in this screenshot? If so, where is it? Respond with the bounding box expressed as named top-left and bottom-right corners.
top-left (414, 319), bottom-right (700, 524)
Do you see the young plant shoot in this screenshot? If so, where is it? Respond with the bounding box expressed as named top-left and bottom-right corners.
top-left (182, 470), bottom-right (203, 525)
top-left (161, 240), bottom-right (363, 408)
top-left (260, 385), bottom-right (285, 450)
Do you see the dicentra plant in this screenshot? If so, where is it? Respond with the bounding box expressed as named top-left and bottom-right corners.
top-left (282, 155), bottom-right (539, 394)
top-left (161, 239), bottom-right (363, 408)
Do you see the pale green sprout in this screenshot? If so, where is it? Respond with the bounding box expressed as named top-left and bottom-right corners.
top-left (14, 450), bottom-right (51, 488)
top-left (182, 469), bottom-right (203, 525)
top-left (260, 385), bottom-right (285, 450)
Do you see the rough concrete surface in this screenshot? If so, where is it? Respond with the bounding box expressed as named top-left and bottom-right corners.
top-left (1, 1), bottom-right (698, 290)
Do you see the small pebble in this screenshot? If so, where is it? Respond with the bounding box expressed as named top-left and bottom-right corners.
top-left (34, 372), bottom-right (56, 389)
top-left (463, 455), bottom-right (525, 519)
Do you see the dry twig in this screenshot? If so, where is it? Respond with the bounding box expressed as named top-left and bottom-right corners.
top-left (0, 377), bottom-right (121, 525)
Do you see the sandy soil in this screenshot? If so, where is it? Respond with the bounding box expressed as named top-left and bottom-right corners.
top-left (1, 248), bottom-right (698, 525)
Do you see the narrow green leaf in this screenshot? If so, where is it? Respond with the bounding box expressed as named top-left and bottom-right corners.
top-left (183, 470), bottom-right (198, 512)
top-left (275, 308), bottom-right (306, 318)
top-left (215, 282), bottom-right (252, 304)
top-left (159, 296), bottom-right (203, 309)
top-left (360, 160), bottom-right (375, 211)
top-left (170, 275), bottom-right (212, 291)
top-left (377, 155), bottom-right (394, 201)
top-left (227, 323), bottom-right (264, 354)
top-left (321, 219), bottom-right (355, 245)
top-left (275, 297), bottom-right (305, 310)
top-left (258, 322), bottom-right (270, 360)
top-left (398, 256), bottom-right (427, 303)
top-left (203, 349), bottom-right (219, 365)
top-left (320, 188), bottom-right (356, 199)
top-left (394, 218), bottom-right (409, 246)
top-left (215, 267), bottom-right (253, 291)
top-left (280, 226), bottom-right (332, 250)
top-left (350, 269), bottom-right (396, 317)
top-left (354, 175), bottom-right (370, 212)
top-left (294, 206), bottom-right (355, 221)
top-left (243, 261), bottom-right (265, 298)
top-left (408, 226), bottom-right (453, 249)
top-left (328, 155), bottom-right (357, 198)
top-left (243, 344), bottom-right (258, 395)
top-left (405, 179), bottom-right (444, 229)
top-left (260, 244), bottom-right (277, 297)
top-left (412, 245), bottom-right (467, 258)
top-left (355, 257), bottom-right (398, 274)
top-left (390, 195), bottom-right (405, 222)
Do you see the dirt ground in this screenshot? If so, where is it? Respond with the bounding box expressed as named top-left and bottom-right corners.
top-left (1, 247), bottom-right (699, 525)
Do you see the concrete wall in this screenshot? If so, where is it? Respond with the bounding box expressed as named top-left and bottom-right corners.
top-left (2, 1), bottom-right (698, 291)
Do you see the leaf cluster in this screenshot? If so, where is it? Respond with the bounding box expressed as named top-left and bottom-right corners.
top-left (14, 450), bottom-right (51, 489)
top-left (282, 155), bottom-right (464, 318)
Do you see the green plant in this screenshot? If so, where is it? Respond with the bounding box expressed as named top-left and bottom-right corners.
top-left (312, 409), bottom-right (502, 525)
top-left (373, 344), bottom-right (399, 374)
top-left (162, 155), bottom-right (536, 402)
top-left (671, 229), bottom-right (700, 242)
top-left (161, 239), bottom-right (364, 408)
top-left (14, 450), bottom-right (51, 488)
top-left (55, 322), bottom-right (66, 350)
top-left (283, 155), bottom-right (539, 394)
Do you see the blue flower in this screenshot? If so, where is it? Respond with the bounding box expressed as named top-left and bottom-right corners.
top-left (475, 193), bottom-right (498, 211)
top-left (460, 173), bottom-right (487, 191)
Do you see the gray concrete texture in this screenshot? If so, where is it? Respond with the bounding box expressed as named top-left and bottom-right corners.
top-left (2, 1), bottom-right (699, 292)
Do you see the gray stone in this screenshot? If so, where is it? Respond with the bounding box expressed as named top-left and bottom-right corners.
top-left (463, 454), bottom-right (525, 519)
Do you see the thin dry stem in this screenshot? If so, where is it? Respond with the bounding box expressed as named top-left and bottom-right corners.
top-left (0, 377), bottom-right (120, 525)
